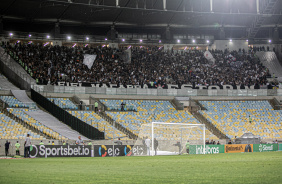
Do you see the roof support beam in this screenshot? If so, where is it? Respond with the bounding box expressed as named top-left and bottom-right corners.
top-left (248, 0), bottom-right (278, 39)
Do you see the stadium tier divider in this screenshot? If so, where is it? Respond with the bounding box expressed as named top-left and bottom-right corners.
top-left (31, 89), bottom-right (104, 140)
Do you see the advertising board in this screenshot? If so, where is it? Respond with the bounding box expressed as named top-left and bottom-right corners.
top-left (30, 145), bottom-right (92, 158)
top-left (225, 144), bottom-right (253, 153)
top-left (253, 144), bottom-right (278, 152)
top-left (190, 145), bottom-right (225, 154)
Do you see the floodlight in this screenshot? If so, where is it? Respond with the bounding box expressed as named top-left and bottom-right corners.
top-left (229, 39), bottom-right (232, 42)
top-left (86, 37), bottom-right (89, 40)
top-left (207, 40), bottom-right (210, 43)
top-left (67, 36), bottom-right (71, 40)
top-left (177, 39), bottom-right (180, 43)
top-left (268, 40), bottom-right (271, 43)
top-left (159, 40), bottom-right (162, 43)
top-left (122, 39), bottom-right (125, 42)
top-left (9, 33), bottom-right (13, 36)
top-left (192, 40), bottom-right (195, 43)
top-left (47, 35), bottom-right (50, 39)
top-left (140, 39), bottom-right (143, 42)
top-left (105, 38), bottom-right (108, 41)
top-left (29, 34), bottom-right (32, 37)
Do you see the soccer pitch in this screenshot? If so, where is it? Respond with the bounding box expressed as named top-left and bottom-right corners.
top-left (0, 152), bottom-right (281, 184)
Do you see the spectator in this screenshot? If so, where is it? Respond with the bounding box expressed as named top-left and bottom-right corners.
top-left (76, 136), bottom-right (84, 145)
top-left (114, 138), bottom-right (122, 145)
top-left (94, 101), bottom-right (98, 112)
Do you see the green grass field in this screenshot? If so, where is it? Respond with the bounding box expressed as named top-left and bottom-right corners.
top-left (0, 152), bottom-right (282, 184)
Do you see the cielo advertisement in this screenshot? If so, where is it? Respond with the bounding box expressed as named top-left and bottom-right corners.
top-left (30, 145), bottom-right (92, 158)
top-left (225, 144), bottom-right (253, 153)
top-left (253, 144), bottom-right (278, 152)
top-left (94, 145), bottom-right (134, 157)
top-left (190, 145), bottom-right (225, 154)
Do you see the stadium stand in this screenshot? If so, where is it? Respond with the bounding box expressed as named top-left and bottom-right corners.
top-left (48, 98), bottom-right (78, 110)
top-left (102, 99), bottom-right (218, 140)
top-left (5, 45), bottom-right (271, 89)
top-left (199, 101), bottom-right (282, 140)
top-left (0, 111), bottom-right (44, 140)
top-left (68, 111), bottom-right (128, 140)
top-left (8, 108), bottom-right (67, 140)
top-left (0, 96), bottom-right (30, 108)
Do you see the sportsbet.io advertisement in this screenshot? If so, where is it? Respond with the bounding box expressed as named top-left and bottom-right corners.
top-left (30, 145), bottom-right (92, 158)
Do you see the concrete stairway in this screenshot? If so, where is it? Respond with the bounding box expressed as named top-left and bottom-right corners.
top-left (256, 51), bottom-right (282, 78)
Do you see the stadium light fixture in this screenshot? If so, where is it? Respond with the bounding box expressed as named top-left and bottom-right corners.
top-left (140, 39), bottom-right (143, 42)
top-left (86, 37), bottom-right (89, 40)
top-left (67, 36), bottom-right (71, 40)
top-left (268, 40), bottom-right (271, 43)
top-left (246, 40), bottom-right (248, 42)
top-left (207, 40), bottom-right (210, 43)
top-left (192, 40), bottom-right (195, 43)
top-left (159, 40), bottom-right (162, 43)
top-left (122, 39), bottom-right (125, 42)
top-left (105, 38), bottom-right (108, 41)
top-left (177, 39), bottom-right (180, 43)
top-left (29, 34), bottom-right (32, 37)
top-left (229, 39), bottom-right (232, 42)
top-left (9, 33), bottom-right (13, 36)
top-left (47, 35), bottom-right (50, 39)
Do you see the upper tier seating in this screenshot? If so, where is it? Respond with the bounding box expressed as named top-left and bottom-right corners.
top-left (199, 101), bottom-right (282, 139)
top-left (69, 111), bottom-right (128, 140)
top-left (8, 108), bottom-right (67, 140)
top-left (103, 100), bottom-right (217, 140)
top-left (6, 44), bottom-right (270, 88)
top-left (48, 98), bottom-right (78, 110)
top-left (0, 112), bottom-right (43, 140)
top-left (0, 96), bottom-right (29, 108)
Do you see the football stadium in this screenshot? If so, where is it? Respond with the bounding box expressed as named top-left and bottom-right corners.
top-left (0, 0), bottom-right (282, 183)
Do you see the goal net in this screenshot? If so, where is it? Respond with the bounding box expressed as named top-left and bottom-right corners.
top-left (128, 122), bottom-right (206, 156)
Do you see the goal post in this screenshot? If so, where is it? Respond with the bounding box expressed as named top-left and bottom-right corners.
top-left (129, 122), bottom-right (206, 156)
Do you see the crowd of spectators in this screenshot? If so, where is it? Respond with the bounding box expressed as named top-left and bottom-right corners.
top-left (3, 43), bottom-right (273, 89)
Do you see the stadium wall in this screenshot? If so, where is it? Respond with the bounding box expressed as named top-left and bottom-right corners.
top-left (213, 40), bottom-right (248, 51)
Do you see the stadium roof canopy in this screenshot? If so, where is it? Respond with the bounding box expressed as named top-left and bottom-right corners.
top-left (1, 0), bottom-right (282, 39)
